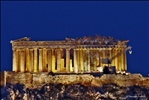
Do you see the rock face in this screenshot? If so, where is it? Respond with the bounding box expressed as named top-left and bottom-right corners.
top-left (1, 71), bottom-right (149, 99)
top-left (1, 83), bottom-right (149, 100)
top-left (94, 74), bottom-right (148, 87)
top-left (3, 71), bottom-right (149, 89)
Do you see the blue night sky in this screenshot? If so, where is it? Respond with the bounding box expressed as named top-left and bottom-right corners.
top-left (1, 1), bottom-right (149, 76)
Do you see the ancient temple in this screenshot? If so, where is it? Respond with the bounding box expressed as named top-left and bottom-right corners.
top-left (10, 35), bottom-right (130, 73)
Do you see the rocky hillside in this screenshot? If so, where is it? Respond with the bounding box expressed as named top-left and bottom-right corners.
top-left (1, 83), bottom-right (149, 100)
top-left (1, 72), bottom-right (149, 99)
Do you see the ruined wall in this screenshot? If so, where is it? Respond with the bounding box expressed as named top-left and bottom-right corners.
top-left (1, 71), bottom-right (149, 88)
top-left (5, 72), bottom-right (94, 88)
top-left (6, 71), bottom-right (33, 88)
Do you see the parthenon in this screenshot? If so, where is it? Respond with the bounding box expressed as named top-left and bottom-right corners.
top-left (11, 35), bottom-right (129, 73)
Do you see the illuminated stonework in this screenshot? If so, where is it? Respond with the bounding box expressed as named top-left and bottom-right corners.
top-left (10, 35), bottom-right (130, 73)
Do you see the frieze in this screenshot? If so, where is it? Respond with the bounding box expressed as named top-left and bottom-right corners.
top-left (11, 36), bottom-right (129, 47)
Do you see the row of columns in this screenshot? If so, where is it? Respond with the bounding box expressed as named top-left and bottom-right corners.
top-left (12, 48), bottom-right (127, 73)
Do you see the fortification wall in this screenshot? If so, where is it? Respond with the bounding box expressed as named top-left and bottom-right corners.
top-left (5, 72), bottom-right (94, 88)
top-left (1, 71), bottom-right (149, 88)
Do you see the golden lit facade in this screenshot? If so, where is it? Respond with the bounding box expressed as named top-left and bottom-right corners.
top-left (11, 36), bottom-right (129, 73)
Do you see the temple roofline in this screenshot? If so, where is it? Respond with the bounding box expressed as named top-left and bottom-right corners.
top-left (10, 35), bottom-right (129, 47)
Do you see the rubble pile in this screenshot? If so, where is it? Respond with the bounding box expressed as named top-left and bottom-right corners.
top-left (1, 83), bottom-right (149, 100)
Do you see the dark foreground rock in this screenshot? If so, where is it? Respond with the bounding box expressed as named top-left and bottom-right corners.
top-left (1, 83), bottom-right (149, 100)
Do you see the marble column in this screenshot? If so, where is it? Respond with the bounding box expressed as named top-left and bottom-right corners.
top-left (98, 49), bottom-right (101, 67)
top-left (39, 49), bottom-right (43, 72)
top-left (90, 49), bottom-right (93, 71)
top-left (109, 48), bottom-right (112, 66)
top-left (70, 59), bottom-right (73, 72)
top-left (26, 48), bottom-right (31, 72)
top-left (57, 49), bottom-right (61, 72)
top-left (111, 48), bottom-right (114, 66)
top-left (99, 48), bottom-right (103, 68)
top-left (115, 48), bottom-right (118, 71)
top-left (33, 48), bottom-right (38, 72)
top-left (66, 49), bottom-right (70, 72)
top-left (12, 49), bottom-right (18, 72)
top-left (96, 49), bottom-right (99, 67)
top-left (43, 48), bottom-right (47, 71)
top-left (61, 59), bottom-right (65, 71)
top-left (100, 48), bottom-right (103, 67)
top-left (52, 49), bottom-right (56, 72)
top-left (47, 49), bottom-right (52, 72)
top-left (124, 51), bottom-right (127, 71)
top-left (73, 49), bottom-right (78, 73)
top-left (30, 49), bottom-right (34, 72)
top-left (117, 48), bottom-right (121, 71)
top-left (20, 49), bottom-right (25, 72)
top-left (121, 49), bottom-right (125, 71)
top-left (83, 49), bottom-right (88, 72)
top-left (87, 49), bottom-right (90, 72)
top-left (93, 50), bottom-right (97, 71)
top-left (80, 49), bottom-right (84, 72)
top-left (60, 49), bottom-right (64, 71)
top-left (77, 49), bottom-right (80, 72)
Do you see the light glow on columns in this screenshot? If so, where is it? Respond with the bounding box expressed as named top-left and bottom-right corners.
top-left (97, 66), bottom-right (103, 72)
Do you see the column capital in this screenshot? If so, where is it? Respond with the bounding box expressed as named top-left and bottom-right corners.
top-left (16, 48), bottom-right (20, 51)
top-left (66, 48), bottom-right (70, 50)
top-left (33, 48), bottom-right (38, 50)
top-left (30, 48), bottom-right (34, 51)
top-left (76, 48), bottom-right (79, 50)
top-left (107, 48), bottom-right (112, 50)
top-left (12, 48), bottom-right (17, 51)
top-left (82, 48), bottom-right (87, 50)
top-left (38, 48), bottom-right (43, 50)
top-left (47, 48), bottom-right (52, 50)
top-left (25, 48), bottom-right (29, 50)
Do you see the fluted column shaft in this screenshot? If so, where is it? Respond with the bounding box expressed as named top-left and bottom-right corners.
top-left (117, 49), bottom-right (120, 71)
top-left (26, 48), bottom-right (31, 72)
top-left (73, 49), bottom-right (78, 73)
top-left (115, 48), bottom-right (118, 71)
top-left (47, 49), bottom-right (52, 72)
top-left (57, 49), bottom-right (61, 72)
top-left (118, 48), bottom-right (123, 71)
top-left (20, 49), bottom-right (25, 72)
top-left (111, 49), bottom-right (114, 66)
top-left (76, 49), bottom-right (80, 72)
top-left (66, 49), bottom-right (70, 72)
top-left (52, 49), bottom-right (56, 72)
top-left (93, 50), bottom-right (96, 71)
top-left (83, 49), bottom-right (87, 72)
top-left (96, 50), bottom-right (99, 67)
top-left (30, 49), bottom-right (34, 72)
top-left (39, 49), bottom-right (43, 72)
top-left (70, 59), bottom-right (73, 72)
top-left (117, 48), bottom-right (121, 71)
top-left (80, 49), bottom-right (84, 72)
top-left (121, 49), bottom-right (125, 71)
top-left (103, 48), bottom-right (106, 67)
top-left (124, 51), bottom-right (127, 71)
top-left (100, 49), bottom-right (104, 68)
top-left (60, 49), bottom-right (64, 71)
top-left (33, 48), bottom-right (38, 72)
top-left (98, 49), bottom-right (102, 67)
top-left (43, 48), bottom-right (47, 71)
top-left (12, 49), bottom-right (18, 72)
top-left (87, 49), bottom-right (90, 72)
